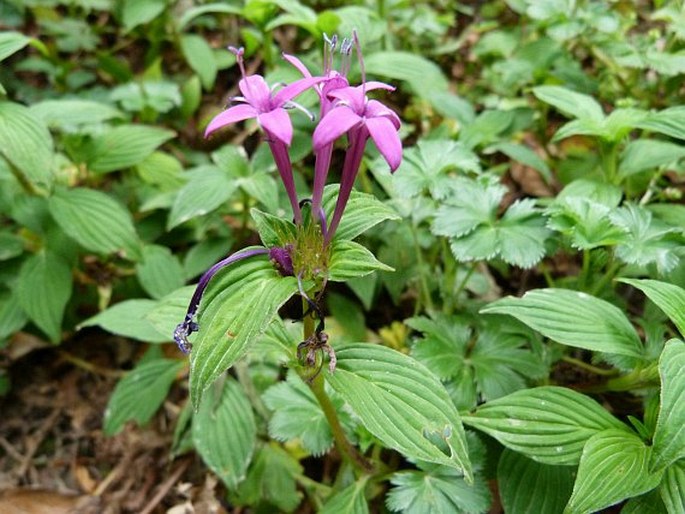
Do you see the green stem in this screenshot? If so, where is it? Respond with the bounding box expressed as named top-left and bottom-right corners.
top-left (298, 298), bottom-right (373, 474)
top-left (590, 259), bottom-right (622, 297)
top-left (579, 364), bottom-right (659, 393)
top-left (235, 361), bottom-right (270, 421)
top-left (580, 249), bottom-right (591, 290)
top-left (452, 263), bottom-right (477, 307)
top-left (411, 224), bottom-right (434, 314)
top-left (600, 142), bottom-right (619, 185)
top-left (561, 356), bottom-right (619, 377)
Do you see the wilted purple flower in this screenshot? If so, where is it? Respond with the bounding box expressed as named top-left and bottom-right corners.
top-left (205, 47), bottom-right (323, 224)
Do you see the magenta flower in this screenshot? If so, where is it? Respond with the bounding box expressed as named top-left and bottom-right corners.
top-left (204, 47), bottom-right (323, 224)
top-left (313, 82), bottom-right (402, 243)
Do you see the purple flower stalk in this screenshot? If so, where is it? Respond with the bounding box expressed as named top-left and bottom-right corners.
top-left (205, 47), bottom-right (323, 224)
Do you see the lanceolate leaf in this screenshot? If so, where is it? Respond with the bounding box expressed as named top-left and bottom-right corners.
top-left (650, 340), bottom-right (685, 471)
top-left (104, 358), bottom-right (184, 436)
top-left (17, 252), bottom-right (72, 343)
top-left (49, 187), bottom-right (141, 260)
top-left (498, 449), bottom-right (574, 514)
top-left (190, 260), bottom-right (298, 409)
top-left (79, 299), bottom-right (168, 343)
top-left (328, 240), bottom-right (393, 282)
top-left (619, 279), bottom-right (685, 338)
top-left (481, 289), bottom-right (644, 358)
top-left (326, 343), bottom-right (472, 480)
top-left (660, 459), bottom-right (685, 514)
top-left (0, 101), bottom-right (54, 190)
top-left (462, 386), bottom-right (630, 465)
top-left (251, 208), bottom-right (297, 248)
top-left (322, 186), bottom-right (400, 241)
top-left (0, 31), bottom-right (30, 62)
top-left (193, 378), bottom-right (257, 489)
top-left (532, 86), bottom-right (604, 122)
top-left (135, 245), bottom-right (185, 300)
top-left (320, 477), bottom-right (370, 514)
top-left (564, 429), bottom-right (662, 514)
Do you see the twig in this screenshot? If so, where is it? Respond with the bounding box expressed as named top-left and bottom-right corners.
top-left (139, 458), bottom-right (192, 514)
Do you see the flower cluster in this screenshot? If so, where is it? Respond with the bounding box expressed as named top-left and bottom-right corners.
top-left (174, 33), bottom-right (402, 353)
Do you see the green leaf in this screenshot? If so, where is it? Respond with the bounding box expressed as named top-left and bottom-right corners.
top-left (408, 315), bottom-right (472, 381)
top-left (263, 372), bottom-right (348, 456)
top-left (622, 489), bottom-right (668, 514)
top-left (145, 286), bottom-right (194, 339)
top-left (180, 34), bottom-right (218, 90)
top-left (0, 102), bottom-right (54, 190)
top-left (321, 477), bottom-right (370, 514)
top-left (620, 139), bottom-right (685, 178)
top-left (564, 429), bottom-right (662, 514)
top-left (121, 0), bottom-right (167, 31)
top-left (167, 165), bottom-right (238, 229)
top-left (136, 245), bottom-right (185, 300)
top-left (546, 197), bottom-right (625, 250)
top-left (532, 86), bottom-right (604, 121)
top-left (183, 237), bottom-right (234, 280)
top-left (364, 51), bottom-right (448, 95)
top-left (104, 358), bottom-right (184, 435)
top-left (498, 449), bottom-right (574, 514)
top-left (190, 260), bottom-right (298, 409)
top-left (84, 124), bottom-right (175, 173)
top-left (387, 462), bottom-right (491, 514)
top-left (481, 288), bottom-right (644, 358)
top-left (233, 443), bottom-right (303, 512)
top-left (0, 31), bottom-right (30, 62)
top-left (30, 99), bottom-right (123, 130)
top-left (462, 386), bottom-right (630, 465)
top-left (0, 290), bottom-right (28, 341)
top-left (392, 140), bottom-right (481, 200)
top-left (48, 187), bottom-right (141, 259)
top-left (660, 459), bottom-right (685, 514)
top-left (328, 240), bottom-right (393, 282)
top-left (250, 208), bottom-right (297, 248)
top-left (322, 185), bottom-right (401, 241)
top-left (326, 343), bottom-right (472, 480)
top-left (619, 279), bottom-right (685, 338)
top-left (0, 232), bottom-right (23, 261)
top-left (79, 299), bottom-right (168, 343)
top-left (636, 107), bottom-right (685, 141)
top-left (650, 340), bottom-right (685, 471)
top-left (176, 3), bottom-right (242, 30)
top-left (193, 377), bottom-right (257, 489)
top-left (486, 142), bottom-right (552, 181)
top-left (17, 252), bottom-right (72, 343)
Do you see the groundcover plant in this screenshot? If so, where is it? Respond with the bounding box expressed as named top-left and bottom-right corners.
top-left (1, 1), bottom-right (685, 513)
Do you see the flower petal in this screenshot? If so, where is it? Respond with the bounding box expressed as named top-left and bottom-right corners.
top-left (204, 104), bottom-right (258, 137)
top-left (327, 86), bottom-right (365, 113)
top-left (239, 75), bottom-right (271, 109)
top-left (363, 81), bottom-right (396, 92)
top-left (272, 76), bottom-right (325, 107)
top-left (366, 99), bottom-right (401, 129)
top-left (258, 108), bottom-right (293, 146)
top-left (366, 116), bottom-right (402, 172)
top-left (282, 53), bottom-right (312, 78)
top-left (312, 107), bottom-right (362, 150)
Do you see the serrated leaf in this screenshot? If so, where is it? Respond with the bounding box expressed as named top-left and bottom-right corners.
top-left (393, 140), bottom-right (481, 200)
top-left (498, 449), bottom-right (574, 514)
top-left (620, 139), bottom-right (685, 178)
top-left (481, 288), bottom-right (644, 358)
top-left (49, 187), bottom-right (140, 259)
top-left (328, 240), bottom-right (393, 282)
top-left (136, 245), bottom-right (185, 300)
top-left (532, 86), bottom-right (604, 122)
top-left (167, 166), bottom-right (238, 229)
top-left (660, 459), bottom-right (685, 514)
top-left (326, 343), bottom-right (472, 480)
top-left (650, 340), bottom-right (685, 471)
top-left (0, 31), bottom-right (30, 62)
top-left (462, 386), bottom-right (630, 465)
top-left (364, 51), bottom-right (448, 95)
top-left (79, 299), bottom-right (168, 343)
top-left (263, 372), bottom-right (349, 456)
top-left (180, 34), bottom-right (218, 90)
top-left (233, 443), bottom-right (303, 512)
top-left (190, 260), bottom-right (298, 408)
top-left (322, 185), bottom-right (401, 241)
top-left (251, 208), bottom-right (297, 248)
top-left (30, 99), bottom-right (123, 130)
top-left (546, 197), bottom-right (625, 250)
top-left (409, 315), bottom-right (471, 381)
top-left (0, 102), bottom-right (54, 190)
top-left (387, 464), bottom-right (491, 514)
top-left (321, 477), bottom-right (370, 514)
top-left (564, 429), bottom-right (662, 514)
top-left (104, 358), bottom-right (184, 435)
top-left (193, 378), bottom-right (256, 489)
top-left (85, 124), bottom-right (175, 173)
top-left (619, 279), bottom-right (685, 338)
top-left (17, 252), bottom-right (72, 343)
